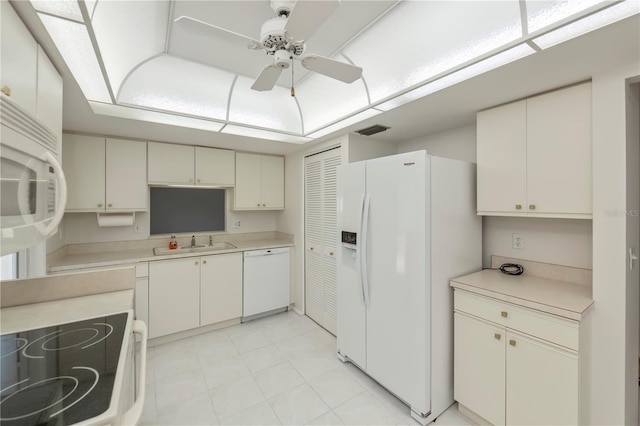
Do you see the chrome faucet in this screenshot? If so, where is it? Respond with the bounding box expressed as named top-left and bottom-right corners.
top-left (209, 235), bottom-right (213, 246)
top-left (191, 235), bottom-right (196, 247)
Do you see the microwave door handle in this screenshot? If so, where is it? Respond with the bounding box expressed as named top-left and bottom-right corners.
top-left (121, 320), bottom-right (148, 425)
top-left (37, 151), bottom-right (67, 236)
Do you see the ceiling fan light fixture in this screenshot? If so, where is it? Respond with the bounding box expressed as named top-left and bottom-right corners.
top-left (355, 124), bottom-right (390, 136)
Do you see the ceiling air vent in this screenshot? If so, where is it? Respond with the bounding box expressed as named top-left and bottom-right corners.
top-left (355, 124), bottom-right (390, 136)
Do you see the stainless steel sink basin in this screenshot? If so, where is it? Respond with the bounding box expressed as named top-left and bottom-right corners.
top-left (154, 242), bottom-right (236, 256)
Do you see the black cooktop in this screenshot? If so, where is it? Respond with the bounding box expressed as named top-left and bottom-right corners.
top-left (0, 312), bottom-right (129, 426)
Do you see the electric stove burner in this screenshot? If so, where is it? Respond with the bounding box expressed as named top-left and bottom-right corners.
top-left (0, 313), bottom-right (128, 426)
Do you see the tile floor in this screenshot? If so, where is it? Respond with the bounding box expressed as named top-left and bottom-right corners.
top-left (140, 310), bottom-right (474, 425)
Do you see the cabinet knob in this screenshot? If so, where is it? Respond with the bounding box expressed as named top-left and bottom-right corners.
top-left (97, 203), bottom-right (103, 208)
top-left (262, 203), bottom-right (266, 207)
top-left (108, 203), bottom-right (113, 207)
top-left (257, 203), bottom-right (261, 207)
top-left (195, 261), bottom-right (199, 265)
top-left (515, 204), bottom-right (522, 210)
top-left (1, 85), bottom-right (11, 96)
top-left (509, 339), bottom-right (516, 347)
top-left (203, 260), bottom-right (207, 264)
top-left (529, 204), bottom-right (536, 210)
top-left (501, 311), bottom-right (508, 318)
top-left (310, 247), bottom-right (314, 251)
top-left (330, 252), bottom-right (334, 256)
top-left (494, 333), bottom-right (501, 340)
top-left (197, 179), bottom-right (201, 183)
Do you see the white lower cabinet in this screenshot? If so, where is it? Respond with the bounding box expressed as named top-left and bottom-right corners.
top-left (149, 252), bottom-right (243, 339)
top-left (454, 290), bottom-right (584, 425)
top-left (134, 262), bottom-right (149, 327)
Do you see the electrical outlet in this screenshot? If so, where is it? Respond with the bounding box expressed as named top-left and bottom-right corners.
top-left (512, 233), bottom-right (524, 250)
top-left (234, 221), bottom-right (241, 228)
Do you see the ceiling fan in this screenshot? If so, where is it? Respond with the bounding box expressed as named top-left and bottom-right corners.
top-left (174, 0), bottom-right (363, 94)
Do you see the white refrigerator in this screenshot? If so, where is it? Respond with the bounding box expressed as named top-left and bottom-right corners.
top-left (336, 150), bottom-right (481, 424)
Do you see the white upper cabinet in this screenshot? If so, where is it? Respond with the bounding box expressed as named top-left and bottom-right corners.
top-left (1, 1), bottom-right (38, 116)
top-left (106, 138), bottom-right (147, 211)
top-left (195, 146), bottom-right (235, 186)
top-left (36, 46), bottom-right (63, 142)
top-left (148, 142), bottom-right (235, 186)
top-left (63, 134), bottom-right (147, 212)
top-left (477, 82), bottom-right (592, 218)
top-left (63, 134), bottom-right (106, 211)
top-left (235, 153), bottom-right (284, 210)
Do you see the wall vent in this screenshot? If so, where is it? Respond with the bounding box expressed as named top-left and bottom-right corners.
top-left (354, 124), bottom-right (390, 136)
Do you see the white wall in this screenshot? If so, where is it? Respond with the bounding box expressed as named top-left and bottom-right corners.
top-left (397, 124), bottom-right (477, 162)
top-left (591, 61), bottom-right (640, 425)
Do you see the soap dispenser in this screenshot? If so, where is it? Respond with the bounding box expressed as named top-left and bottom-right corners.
top-left (169, 235), bottom-right (178, 249)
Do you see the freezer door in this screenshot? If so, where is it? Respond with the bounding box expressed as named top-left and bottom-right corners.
top-left (364, 151), bottom-right (430, 415)
top-left (336, 161), bottom-right (367, 369)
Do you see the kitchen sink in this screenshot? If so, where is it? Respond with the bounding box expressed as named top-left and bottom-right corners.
top-left (153, 242), bottom-right (237, 256)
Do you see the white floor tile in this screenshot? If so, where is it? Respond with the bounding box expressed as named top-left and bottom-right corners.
top-left (155, 349), bottom-right (200, 381)
top-left (197, 340), bottom-right (240, 366)
top-left (304, 328), bottom-right (336, 348)
top-left (219, 401), bottom-right (281, 425)
top-left (241, 344), bottom-right (288, 374)
top-left (192, 329), bottom-right (231, 348)
top-left (433, 404), bottom-right (477, 426)
top-left (306, 410), bottom-right (344, 425)
top-left (201, 357), bottom-right (251, 390)
top-left (269, 383), bottom-right (330, 426)
top-left (230, 330), bottom-right (272, 354)
top-left (333, 391), bottom-right (403, 425)
top-left (261, 321), bottom-right (302, 343)
top-left (211, 376), bottom-right (266, 421)
top-left (289, 351), bottom-right (343, 380)
top-left (154, 336), bottom-right (196, 359)
top-left (156, 369), bottom-right (208, 409)
top-left (254, 361), bottom-right (306, 398)
top-left (292, 316), bottom-right (322, 334)
top-left (308, 367), bottom-right (365, 408)
top-left (275, 334), bottom-right (317, 356)
top-left (156, 392), bottom-right (218, 425)
top-left (224, 320), bottom-right (264, 338)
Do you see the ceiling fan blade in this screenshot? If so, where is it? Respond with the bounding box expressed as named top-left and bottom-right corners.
top-left (174, 16), bottom-right (263, 50)
top-left (251, 65), bottom-right (283, 91)
top-left (284, 0), bottom-right (340, 43)
top-left (300, 55), bottom-right (362, 83)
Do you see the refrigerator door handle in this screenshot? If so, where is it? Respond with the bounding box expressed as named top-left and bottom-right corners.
top-left (361, 194), bottom-right (371, 308)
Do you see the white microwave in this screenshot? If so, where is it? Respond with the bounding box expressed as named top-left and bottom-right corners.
top-left (1, 95), bottom-right (66, 256)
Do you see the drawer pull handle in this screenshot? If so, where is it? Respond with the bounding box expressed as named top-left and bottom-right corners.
top-left (529, 204), bottom-right (536, 210)
top-left (501, 311), bottom-right (508, 318)
top-left (509, 339), bottom-right (516, 347)
top-left (494, 333), bottom-right (501, 340)
top-left (515, 204), bottom-right (522, 210)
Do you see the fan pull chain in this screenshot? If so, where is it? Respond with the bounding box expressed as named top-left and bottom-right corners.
top-left (291, 57), bottom-right (295, 97)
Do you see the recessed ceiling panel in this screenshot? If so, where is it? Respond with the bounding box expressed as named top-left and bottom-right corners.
top-left (343, 1), bottom-right (522, 104)
top-left (295, 60), bottom-right (370, 133)
top-left (229, 75), bottom-right (302, 133)
top-left (37, 13), bottom-right (112, 103)
top-left (92, 0), bottom-right (169, 95)
top-left (32, 0), bottom-right (83, 22)
top-left (118, 55), bottom-right (234, 120)
top-left (525, 0), bottom-right (608, 34)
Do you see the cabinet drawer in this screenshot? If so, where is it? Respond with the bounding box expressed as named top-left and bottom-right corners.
top-left (454, 290), bottom-right (579, 350)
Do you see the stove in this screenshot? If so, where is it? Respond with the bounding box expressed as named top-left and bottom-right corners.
top-left (0, 312), bottom-right (131, 426)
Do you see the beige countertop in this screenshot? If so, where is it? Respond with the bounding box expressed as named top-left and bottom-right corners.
top-left (450, 269), bottom-right (593, 321)
top-left (48, 234), bottom-right (294, 273)
top-left (1, 290), bottom-right (134, 334)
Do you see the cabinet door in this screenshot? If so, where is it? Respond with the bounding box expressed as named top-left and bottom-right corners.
top-left (62, 134), bottom-right (106, 211)
top-left (454, 312), bottom-right (506, 426)
top-left (36, 47), bottom-right (63, 142)
top-left (147, 142), bottom-right (194, 184)
top-left (526, 83), bottom-right (591, 216)
top-left (149, 258), bottom-right (200, 338)
top-left (234, 152), bottom-right (262, 209)
top-left (135, 277), bottom-right (149, 327)
top-left (200, 253), bottom-right (242, 326)
top-left (106, 139), bottom-right (147, 211)
top-left (195, 147), bottom-right (235, 186)
top-left (506, 331), bottom-right (579, 425)
top-left (477, 100), bottom-right (527, 214)
top-left (1, 1), bottom-right (38, 116)
top-left (261, 155), bottom-right (285, 209)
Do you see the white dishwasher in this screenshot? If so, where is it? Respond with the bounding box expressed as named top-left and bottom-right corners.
top-left (243, 247), bottom-right (290, 320)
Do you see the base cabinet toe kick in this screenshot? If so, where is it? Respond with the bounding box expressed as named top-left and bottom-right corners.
top-left (453, 289), bottom-right (591, 426)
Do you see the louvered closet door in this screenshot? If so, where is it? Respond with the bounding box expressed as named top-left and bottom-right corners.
top-left (304, 148), bottom-right (341, 335)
